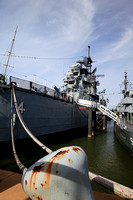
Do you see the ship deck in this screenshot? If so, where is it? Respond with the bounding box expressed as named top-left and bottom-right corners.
top-left (0, 170), bottom-right (124, 200)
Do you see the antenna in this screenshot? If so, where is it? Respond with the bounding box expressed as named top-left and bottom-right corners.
top-left (124, 71), bottom-right (129, 92)
top-left (4, 26), bottom-right (18, 77)
top-left (88, 45), bottom-right (90, 58)
top-left (87, 46), bottom-right (92, 74)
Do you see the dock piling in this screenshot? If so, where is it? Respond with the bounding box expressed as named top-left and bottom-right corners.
top-left (88, 108), bottom-right (92, 137)
top-left (103, 114), bottom-right (106, 131)
top-left (88, 108), bottom-right (96, 137)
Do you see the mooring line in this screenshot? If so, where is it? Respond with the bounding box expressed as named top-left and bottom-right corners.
top-left (11, 87), bottom-right (27, 174)
top-left (12, 84), bottom-right (52, 154)
top-left (89, 171), bottom-right (133, 199)
top-left (11, 84), bottom-right (133, 199)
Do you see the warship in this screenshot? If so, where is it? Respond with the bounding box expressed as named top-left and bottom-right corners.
top-left (114, 72), bottom-right (133, 153)
top-left (0, 28), bottom-right (100, 142)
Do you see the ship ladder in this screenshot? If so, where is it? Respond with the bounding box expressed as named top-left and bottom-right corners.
top-left (97, 103), bottom-right (119, 123)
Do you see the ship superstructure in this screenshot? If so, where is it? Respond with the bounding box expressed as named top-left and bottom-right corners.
top-left (115, 72), bottom-right (133, 153)
top-left (0, 28), bottom-right (101, 142)
top-left (60, 46), bottom-right (99, 105)
top-left (116, 72), bottom-right (133, 119)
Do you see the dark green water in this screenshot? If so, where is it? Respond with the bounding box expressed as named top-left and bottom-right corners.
top-left (0, 120), bottom-right (133, 191)
top-left (50, 120), bottom-right (133, 191)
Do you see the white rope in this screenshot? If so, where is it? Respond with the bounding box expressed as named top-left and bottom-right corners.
top-left (12, 85), bottom-right (52, 154)
top-left (11, 88), bottom-right (27, 174)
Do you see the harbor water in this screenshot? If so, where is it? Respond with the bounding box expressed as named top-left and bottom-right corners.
top-left (0, 120), bottom-right (133, 192)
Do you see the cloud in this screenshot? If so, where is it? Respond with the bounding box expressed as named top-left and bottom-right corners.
top-left (112, 26), bottom-right (133, 58)
top-left (0, 0), bottom-right (95, 85)
top-left (28, 0), bottom-right (96, 55)
top-left (59, 0), bottom-right (95, 41)
top-left (1, 0), bottom-right (133, 109)
top-left (95, 24), bottom-right (133, 65)
top-left (0, 0), bottom-right (96, 59)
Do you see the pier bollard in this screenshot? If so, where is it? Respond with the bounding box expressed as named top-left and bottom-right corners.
top-left (22, 146), bottom-right (94, 200)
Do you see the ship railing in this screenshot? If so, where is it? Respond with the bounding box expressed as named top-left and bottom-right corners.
top-left (126, 120), bottom-right (133, 129)
top-left (10, 76), bottom-right (31, 90)
top-left (119, 118), bottom-right (133, 130)
top-left (10, 76), bottom-right (73, 103)
top-left (97, 103), bottom-right (120, 123)
top-left (10, 76), bottom-right (56, 96)
top-left (119, 118), bottom-right (126, 129)
top-left (78, 99), bottom-right (97, 108)
top-left (78, 99), bottom-right (120, 123)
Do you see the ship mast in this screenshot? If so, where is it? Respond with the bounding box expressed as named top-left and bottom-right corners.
top-left (124, 72), bottom-right (128, 92)
top-left (87, 45), bottom-right (92, 73)
top-left (4, 26), bottom-right (18, 77)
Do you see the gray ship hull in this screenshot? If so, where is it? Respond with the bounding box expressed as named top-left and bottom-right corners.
top-left (0, 86), bottom-right (88, 142)
top-left (114, 123), bottom-right (133, 153)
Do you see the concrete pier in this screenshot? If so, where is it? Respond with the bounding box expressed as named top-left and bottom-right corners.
top-left (0, 170), bottom-right (124, 200)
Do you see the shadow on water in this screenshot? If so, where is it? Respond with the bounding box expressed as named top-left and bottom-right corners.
top-left (0, 120), bottom-right (133, 192)
top-left (0, 127), bottom-right (87, 172)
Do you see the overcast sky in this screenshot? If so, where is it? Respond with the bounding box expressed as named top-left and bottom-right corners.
top-left (0, 0), bottom-right (133, 108)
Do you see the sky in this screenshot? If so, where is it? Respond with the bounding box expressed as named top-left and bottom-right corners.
top-left (0, 0), bottom-right (133, 108)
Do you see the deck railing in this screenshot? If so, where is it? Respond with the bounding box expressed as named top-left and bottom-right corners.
top-left (10, 76), bottom-right (73, 103)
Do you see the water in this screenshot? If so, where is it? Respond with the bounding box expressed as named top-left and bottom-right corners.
top-left (0, 120), bottom-right (133, 192)
top-left (50, 120), bottom-right (133, 191)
